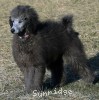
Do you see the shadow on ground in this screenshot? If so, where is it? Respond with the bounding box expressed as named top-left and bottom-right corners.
top-left (88, 53), bottom-right (99, 84)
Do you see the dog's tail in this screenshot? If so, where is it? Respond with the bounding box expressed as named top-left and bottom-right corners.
top-left (62, 15), bottom-right (73, 28)
top-left (62, 15), bottom-right (79, 36)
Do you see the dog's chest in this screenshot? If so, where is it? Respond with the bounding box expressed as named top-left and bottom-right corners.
top-left (12, 38), bottom-right (43, 66)
top-left (12, 40), bottom-right (34, 65)
top-left (13, 48), bottom-right (30, 66)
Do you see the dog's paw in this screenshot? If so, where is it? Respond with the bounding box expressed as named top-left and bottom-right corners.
top-left (32, 85), bottom-right (42, 92)
top-left (82, 75), bottom-right (95, 84)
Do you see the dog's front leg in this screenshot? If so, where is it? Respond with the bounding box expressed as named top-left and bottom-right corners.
top-left (24, 67), bottom-right (35, 93)
top-left (33, 65), bottom-right (45, 91)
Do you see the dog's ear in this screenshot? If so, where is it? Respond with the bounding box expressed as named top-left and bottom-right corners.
top-left (27, 15), bottom-right (39, 34)
top-left (9, 16), bottom-right (13, 27)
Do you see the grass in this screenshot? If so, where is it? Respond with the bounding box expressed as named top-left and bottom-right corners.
top-left (0, 0), bottom-right (99, 99)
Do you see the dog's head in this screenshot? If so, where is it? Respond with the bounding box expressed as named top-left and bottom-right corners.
top-left (9, 5), bottom-right (38, 39)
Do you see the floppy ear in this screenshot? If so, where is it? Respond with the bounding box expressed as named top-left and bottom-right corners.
top-left (27, 15), bottom-right (39, 34)
top-left (9, 16), bottom-right (13, 27)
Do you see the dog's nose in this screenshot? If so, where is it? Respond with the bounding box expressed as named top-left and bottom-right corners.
top-left (11, 28), bottom-right (15, 33)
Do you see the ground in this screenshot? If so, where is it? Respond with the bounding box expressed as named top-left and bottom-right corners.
top-left (0, 0), bottom-right (99, 100)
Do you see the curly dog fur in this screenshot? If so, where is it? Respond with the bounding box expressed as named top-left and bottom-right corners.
top-left (9, 5), bottom-right (94, 93)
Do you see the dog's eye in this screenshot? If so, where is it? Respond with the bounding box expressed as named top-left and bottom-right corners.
top-left (12, 20), bottom-right (14, 23)
top-left (24, 18), bottom-right (27, 20)
top-left (19, 20), bottom-right (23, 23)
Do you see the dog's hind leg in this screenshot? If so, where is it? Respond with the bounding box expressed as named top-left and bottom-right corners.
top-left (49, 57), bottom-right (65, 88)
top-left (64, 41), bottom-right (95, 83)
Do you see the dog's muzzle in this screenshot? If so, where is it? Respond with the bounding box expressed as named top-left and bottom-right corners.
top-left (11, 28), bottom-right (15, 33)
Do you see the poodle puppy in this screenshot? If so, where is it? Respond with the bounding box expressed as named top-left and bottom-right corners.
top-left (9, 5), bottom-right (94, 93)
